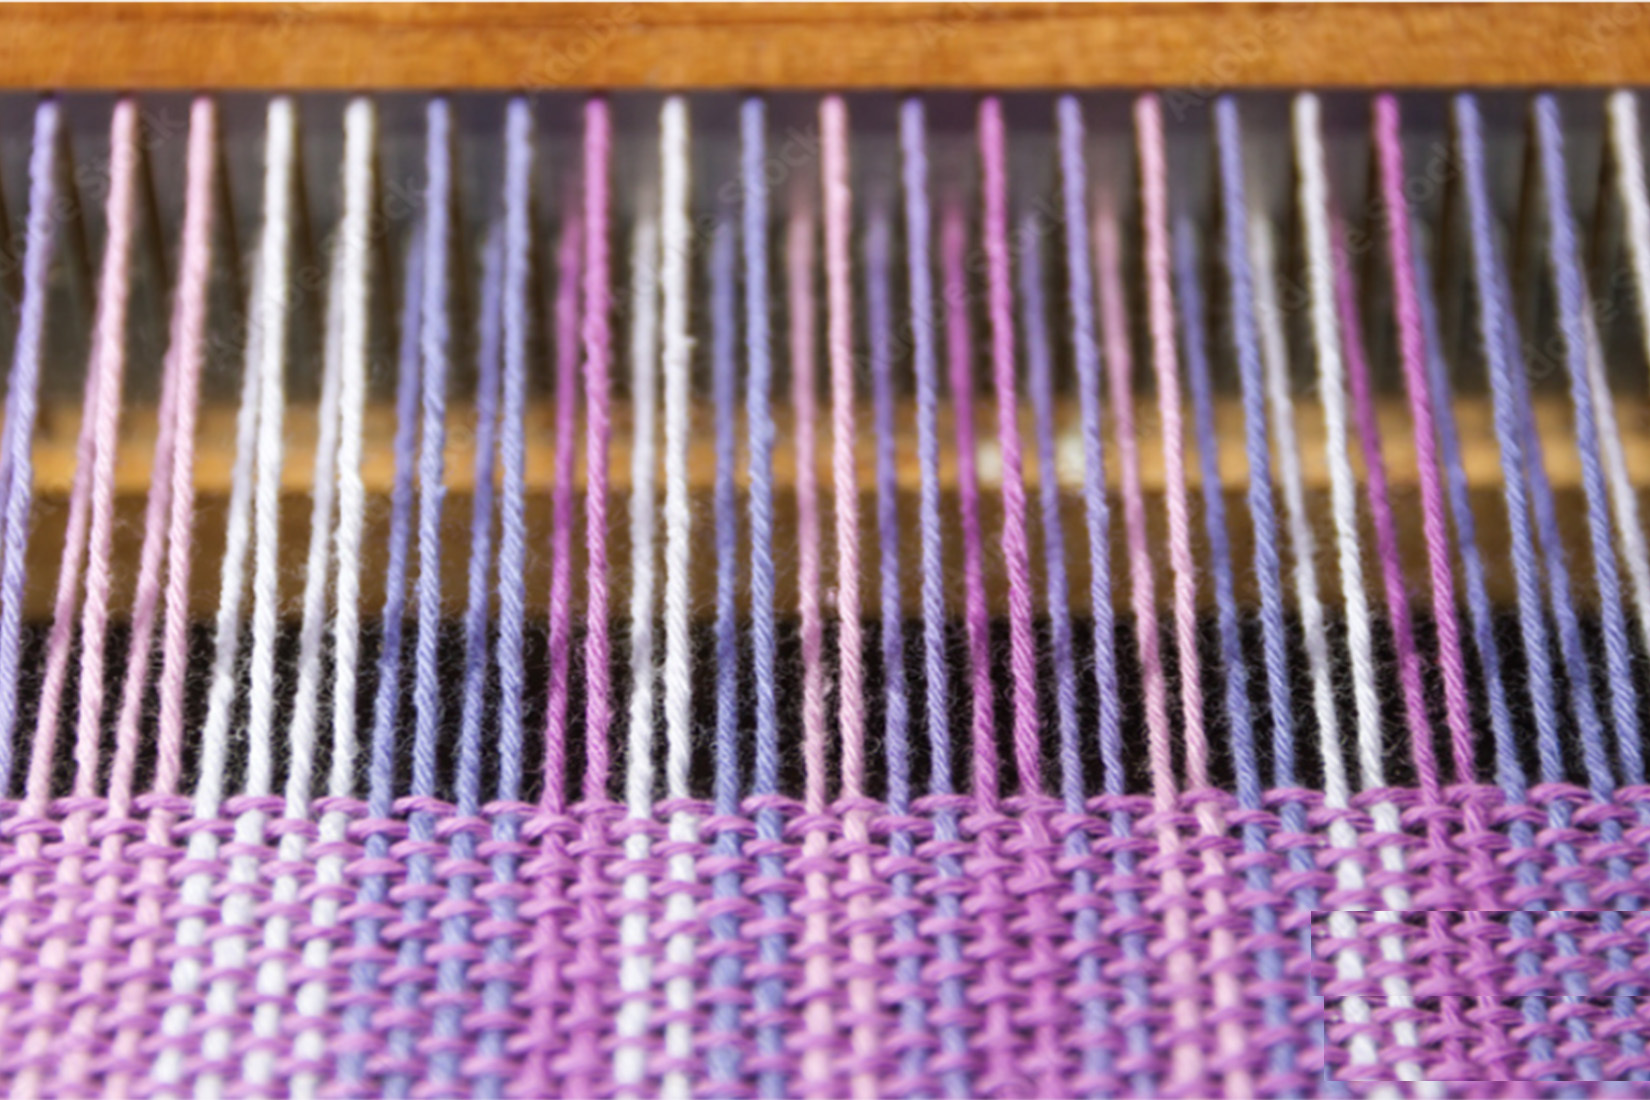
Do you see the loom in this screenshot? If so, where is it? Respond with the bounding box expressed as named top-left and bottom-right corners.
top-left (0, 4), bottom-right (1648, 1096)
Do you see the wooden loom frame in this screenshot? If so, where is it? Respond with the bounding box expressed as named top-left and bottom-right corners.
top-left (0, 3), bottom-right (1646, 91)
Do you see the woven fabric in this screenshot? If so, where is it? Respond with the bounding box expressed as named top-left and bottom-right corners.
top-left (4, 786), bottom-right (1650, 1096)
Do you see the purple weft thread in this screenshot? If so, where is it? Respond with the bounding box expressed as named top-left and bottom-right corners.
top-left (1056, 95), bottom-right (1146, 1099)
top-left (0, 102), bottom-right (59, 792)
top-left (899, 97), bottom-right (970, 1100)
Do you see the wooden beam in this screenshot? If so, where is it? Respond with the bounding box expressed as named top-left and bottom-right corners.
top-left (0, 4), bottom-right (1644, 91)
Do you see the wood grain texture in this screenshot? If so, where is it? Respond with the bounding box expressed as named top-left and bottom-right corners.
top-left (0, 3), bottom-right (1646, 90)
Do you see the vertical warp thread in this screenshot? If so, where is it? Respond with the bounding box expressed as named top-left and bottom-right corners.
top-left (294, 95), bottom-right (376, 1097)
top-left (944, 195), bottom-right (1028, 1097)
top-left (1172, 212), bottom-right (1293, 1085)
top-left (0, 100), bottom-right (59, 793)
top-left (1210, 97), bottom-right (1308, 1086)
top-left (342, 217), bottom-right (422, 1092)
top-left (866, 194), bottom-right (927, 1095)
top-left (1136, 94), bottom-right (1245, 1098)
top-left (12, 98), bottom-right (138, 1099)
top-left (389, 95), bottom-right (453, 1097)
top-left (706, 203), bottom-right (746, 1089)
top-left (820, 95), bottom-right (880, 1100)
top-left (1095, 184), bottom-right (1206, 1094)
top-left (900, 98), bottom-right (970, 1100)
top-left (1529, 95), bottom-right (1648, 1067)
top-left (789, 182), bottom-right (837, 1097)
top-left (980, 100), bottom-right (1042, 795)
top-left (556, 97), bottom-right (616, 1098)
top-left (742, 96), bottom-right (794, 1100)
top-left (658, 93), bottom-right (699, 1100)
top-left (1247, 215), bottom-right (1342, 1092)
top-left (106, 96), bottom-right (217, 1098)
top-left (52, 96), bottom-right (185, 1097)
top-left (1532, 95), bottom-right (1646, 798)
top-left (1410, 191), bottom-right (1568, 1069)
top-left (153, 119), bottom-right (274, 1091)
top-left (479, 95), bottom-right (537, 1098)
top-left (0, 115), bottom-right (139, 1059)
top-left (1453, 102), bottom-right (1614, 1055)
top-left (202, 94), bottom-right (296, 1099)
top-left (579, 97), bottom-right (615, 804)
top-left (434, 223), bottom-right (504, 1087)
top-left (247, 140), bottom-right (347, 1092)
top-left (614, 199), bottom-right (661, 1094)
top-left (1372, 95), bottom-right (1515, 1077)
top-left (1057, 96), bottom-right (1144, 1096)
top-left (1603, 92), bottom-right (1650, 671)
top-left (978, 97), bottom-right (1068, 1096)
top-left (1293, 94), bottom-right (1425, 1082)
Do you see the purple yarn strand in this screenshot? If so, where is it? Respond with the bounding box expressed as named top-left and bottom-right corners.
top-left (388, 98), bottom-right (453, 1097)
top-left (0, 101), bottom-right (59, 792)
top-left (340, 216), bottom-right (424, 1090)
top-left (707, 207), bottom-right (744, 1087)
top-left (901, 98), bottom-right (969, 1099)
top-left (742, 97), bottom-right (790, 1100)
top-left (432, 223), bottom-right (504, 1086)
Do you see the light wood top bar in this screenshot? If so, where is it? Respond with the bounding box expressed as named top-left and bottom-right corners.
top-left (0, 4), bottom-right (1645, 91)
